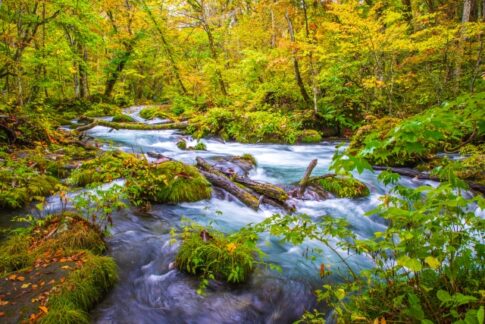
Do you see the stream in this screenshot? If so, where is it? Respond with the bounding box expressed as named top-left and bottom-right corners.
top-left (1, 107), bottom-right (439, 323)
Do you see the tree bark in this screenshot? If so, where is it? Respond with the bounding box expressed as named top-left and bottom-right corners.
top-left (285, 11), bottom-right (311, 104)
top-left (463, 0), bottom-right (472, 22)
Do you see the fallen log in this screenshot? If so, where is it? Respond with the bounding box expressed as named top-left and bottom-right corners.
top-left (199, 170), bottom-right (260, 210)
top-left (373, 166), bottom-right (485, 195)
top-left (219, 171), bottom-right (288, 202)
top-left (197, 156), bottom-right (295, 211)
top-left (298, 159), bottom-right (318, 197)
top-left (76, 117), bottom-right (188, 131)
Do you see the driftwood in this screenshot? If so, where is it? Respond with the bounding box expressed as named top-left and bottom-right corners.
top-left (298, 159), bottom-right (318, 197)
top-left (373, 166), bottom-right (485, 195)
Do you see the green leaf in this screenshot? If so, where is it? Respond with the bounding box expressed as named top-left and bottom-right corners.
top-left (437, 290), bottom-right (452, 303)
top-left (478, 306), bottom-right (484, 324)
top-left (397, 256), bottom-right (422, 272)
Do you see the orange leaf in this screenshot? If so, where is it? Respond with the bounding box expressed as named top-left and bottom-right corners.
top-left (39, 306), bottom-right (48, 314)
top-left (0, 312), bottom-right (5, 317)
top-left (8, 274), bottom-right (16, 281)
top-left (319, 263), bottom-right (325, 277)
top-left (17, 276), bottom-right (25, 282)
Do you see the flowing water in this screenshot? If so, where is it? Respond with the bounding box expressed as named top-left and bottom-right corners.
top-left (0, 107), bottom-right (440, 323)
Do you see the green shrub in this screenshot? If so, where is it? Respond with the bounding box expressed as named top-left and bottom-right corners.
top-left (189, 108), bottom-right (302, 143)
top-left (111, 114), bottom-right (136, 123)
top-left (316, 175), bottom-right (370, 198)
top-left (175, 223), bottom-right (262, 285)
top-left (126, 161), bottom-right (212, 205)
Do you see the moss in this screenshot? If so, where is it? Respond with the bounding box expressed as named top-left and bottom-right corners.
top-left (317, 176), bottom-right (370, 198)
top-left (176, 225), bottom-right (258, 283)
top-left (139, 106), bottom-right (173, 120)
top-left (192, 142), bottom-right (207, 151)
top-left (298, 129), bottom-right (322, 143)
top-left (239, 153), bottom-right (257, 166)
top-left (177, 139), bottom-right (187, 150)
top-left (84, 103), bottom-right (121, 117)
top-left (0, 234), bottom-right (33, 273)
top-left (126, 161), bottom-right (212, 204)
top-left (111, 114), bottom-right (136, 123)
top-left (40, 253), bottom-right (117, 324)
top-left (67, 151), bottom-right (142, 187)
top-left (0, 161), bottom-right (60, 209)
top-left (456, 153), bottom-right (485, 185)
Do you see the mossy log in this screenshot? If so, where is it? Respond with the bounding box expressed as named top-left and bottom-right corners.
top-left (197, 157), bottom-right (294, 211)
top-left (373, 166), bottom-right (485, 195)
top-left (197, 157), bottom-right (260, 210)
top-left (76, 118), bottom-right (188, 131)
top-left (220, 171), bottom-right (288, 202)
top-left (199, 169), bottom-right (261, 210)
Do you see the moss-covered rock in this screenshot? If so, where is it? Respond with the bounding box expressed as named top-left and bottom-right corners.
top-left (84, 103), bottom-right (121, 117)
top-left (0, 163), bottom-right (60, 209)
top-left (177, 139), bottom-right (187, 150)
top-left (139, 105), bottom-right (174, 120)
top-left (176, 224), bottom-right (259, 284)
top-left (67, 151), bottom-right (142, 187)
top-left (0, 214), bottom-right (116, 323)
top-left (298, 129), bottom-right (322, 143)
top-left (315, 175), bottom-right (370, 198)
top-left (126, 160), bottom-right (212, 205)
top-left (192, 142), bottom-right (207, 151)
top-left (111, 114), bottom-right (136, 123)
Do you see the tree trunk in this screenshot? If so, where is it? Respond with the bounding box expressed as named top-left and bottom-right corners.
top-left (79, 45), bottom-right (89, 98)
top-left (463, 0), bottom-right (472, 22)
top-left (285, 11), bottom-right (311, 104)
top-left (140, 0), bottom-right (187, 95)
top-left (104, 44), bottom-right (133, 98)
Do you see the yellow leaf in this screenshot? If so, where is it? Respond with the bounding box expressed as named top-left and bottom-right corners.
top-left (21, 283), bottom-right (31, 289)
top-left (425, 256), bottom-right (440, 269)
top-left (39, 306), bottom-right (49, 314)
top-left (226, 243), bottom-right (237, 254)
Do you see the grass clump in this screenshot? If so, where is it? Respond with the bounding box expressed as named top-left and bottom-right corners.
top-left (239, 153), bottom-right (257, 166)
top-left (317, 175), bottom-right (370, 198)
top-left (111, 114), bottom-right (136, 123)
top-left (175, 223), bottom-right (262, 285)
top-left (298, 129), bottom-right (322, 143)
top-left (67, 151), bottom-right (142, 187)
top-left (40, 252), bottom-right (117, 324)
top-left (126, 160), bottom-right (212, 205)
